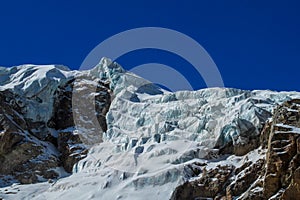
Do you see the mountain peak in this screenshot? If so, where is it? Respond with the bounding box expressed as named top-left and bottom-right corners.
top-left (1, 59), bottom-right (300, 199)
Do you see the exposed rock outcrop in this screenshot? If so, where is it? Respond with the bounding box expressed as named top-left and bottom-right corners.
top-left (171, 165), bottom-right (234, 199)
top-left (172, 99), bottom-right (300, 200)
top-left (0, 68), bottom-right (112, 185)
top-left (0, 90), bottom-right (60, 185)
top-left (1, 61), bottom-right (300, 200)
top-left (261, 99), bottom-right (300, 199)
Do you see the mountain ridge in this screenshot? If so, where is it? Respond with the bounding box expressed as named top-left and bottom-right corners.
top-left (1, 58), bottom-right (300, 199)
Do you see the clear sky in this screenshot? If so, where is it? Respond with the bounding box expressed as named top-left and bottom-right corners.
top-left (0, 0), bottom-right (299, 91)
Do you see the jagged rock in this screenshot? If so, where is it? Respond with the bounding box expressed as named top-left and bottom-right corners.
top-left (1, 60), bottom-right (300, 200)
top-left (48, 79), bottom-right (75, 130)
top-left (171, 165), bottom-right (234, 199)
top-left (49, 76), bottom-right (111, 172)
top-left (57, 131), bottom-right (88, 173)
top-left (261, 99), bottom-right (300, 199)
top-left (240, 99), bottom-right (300, 199)
top-left (172, 99), bottom-right (300, 200)
top-left (0, 91), bottom-right (59, 184)
top-left (226, 159), bottom-right (265, 198)
top-left (0, 127), bottom-right (59, 184)
top-left (281, 167), bottom-right (300, 199)
top-left (0, 65), bottom-right (112, 185)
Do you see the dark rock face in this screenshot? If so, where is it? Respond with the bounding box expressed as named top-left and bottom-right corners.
top-left (48, 79), bottom-right (75, 130)
top-left (226, 159), bottom-right (265, 199)
top-left (57, 131), bottom-right (88, 173)
top-left (261, 99), bottom-right (300, 199)
top-left (48, 77), bottom-right (111, 172)
top-left (0, 90), bottom-right (60, 185)
top-left (0, 75), bottom-right (112, 185)
top-left (70, 76), bottom-right (112, 145)
top-left (171, 99), bottom-right (300, 200)
top-left (171, 165), bottom-right (234, 199)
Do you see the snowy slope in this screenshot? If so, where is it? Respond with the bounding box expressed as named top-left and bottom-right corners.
top-left (0, 64), bottom-right (76, 122)
top-left (1, 58), bottom-right (300, 200)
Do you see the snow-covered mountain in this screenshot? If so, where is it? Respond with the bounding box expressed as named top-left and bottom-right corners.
top-left (1, 58), bottom-right (300, 199)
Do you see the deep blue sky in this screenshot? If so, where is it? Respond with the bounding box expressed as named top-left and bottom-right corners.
top-left (0, 0), bottom-right (299, 91)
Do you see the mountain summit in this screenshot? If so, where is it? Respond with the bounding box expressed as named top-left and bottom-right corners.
top-left (1, 58), bottom-right (300, 199)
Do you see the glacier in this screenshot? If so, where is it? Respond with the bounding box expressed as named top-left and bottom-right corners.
top-left (1, 58), bottom-right (300, 200)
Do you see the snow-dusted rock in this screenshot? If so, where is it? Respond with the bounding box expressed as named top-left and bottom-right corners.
top-left (1, 58), bottom-right (300, 200)
top-left (0, 63), bottom-right (112, 184)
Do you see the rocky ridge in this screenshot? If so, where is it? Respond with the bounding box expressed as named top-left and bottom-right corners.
top-left (0, 58), bottom-right (300, 200)
top-left (171, 99), bottom-right (300, 200)
top-left (0, 63), bottom-right (112, 186)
